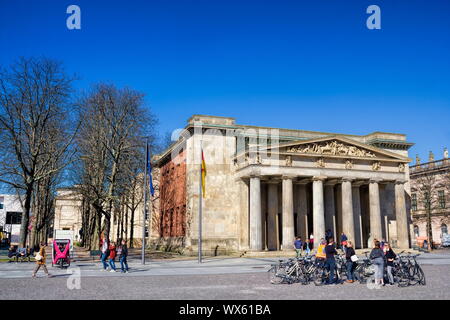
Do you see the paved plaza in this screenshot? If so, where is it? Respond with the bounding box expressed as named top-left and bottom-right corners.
top-left (1, 251), bottom-right (449, 300)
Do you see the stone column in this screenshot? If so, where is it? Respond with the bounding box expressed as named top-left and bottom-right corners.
top-left (267, 181), bottom-right (279, 251)
top-left (238, 179), bottom-right (249, 250)
top-left (369, 179), bottom-right (383, 241)
top-left (341, 177), bottom-right (355, 243)
top-left (296, 182), bottom-right (308, 240)
top-left (395, 180), bottom-right (409, 248)
top-left (261, 184), bottom-right (267, 250)
top-left (324, 182), bottom-right (336, 238)
top-left (352, 185), bottom-right (363, 249)
top-left (249, 175), bottom-right (262, 250)
top-left (312, 176), bottom-right (326, 245)
top-left (282, 176), bottom-right (295, 250)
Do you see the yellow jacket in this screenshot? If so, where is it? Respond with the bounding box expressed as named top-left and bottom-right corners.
top-left (316, 244), bottom-right (326, 259)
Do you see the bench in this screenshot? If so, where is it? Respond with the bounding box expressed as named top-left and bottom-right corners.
top-left (90, 250), bottom-right (102, 261)
top-left (9, 250), bottom-right (35, 263)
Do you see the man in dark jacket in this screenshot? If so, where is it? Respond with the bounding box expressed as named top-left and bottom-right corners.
top-left (324, 238), bottom-right (338, 284)
top-left (119, 239), bottom-right (129, 273)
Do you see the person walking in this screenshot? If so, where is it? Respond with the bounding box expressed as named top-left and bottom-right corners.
top-left (294, 237), bottom-right (303, 258)
top-left (370, 240), bottom-right (385, 286)
top-left (108, 241), bottom-right (117, 272)
top-left (324, 237), bottom-right (338, 285)
top-left (100, 238), bottom-right (109, 271)
top-left (303, 239), bottom-right (311, 256)
top-left (32, 242), bottom-right (51, 278)
top-left (309, 233), bottom-right (314, 250)
top-left (345, 241), bottom-right (357, 283)
top-left (119, 239), bottom-right (129, 273)
top-left (384, 242), bottom-right (396, 285)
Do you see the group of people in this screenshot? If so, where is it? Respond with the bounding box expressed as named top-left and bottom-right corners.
top-left (293, 232), bottom-right (398, 286)
top-left (8, 245), bottom-right (35, 261)
top-left (293, 233), bottom-right (315, 257)
top-left (19, 238), bottom-right (131, 277)
top-left (100, 238), bottom-right (129, 273)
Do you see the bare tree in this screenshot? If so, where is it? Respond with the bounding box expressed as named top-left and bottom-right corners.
top-left (75, 83), bottom-right (157, 245)
top-left (0, 57), bottom-right (79, 247)
top-left (414, 172), bottom-right (439, 250)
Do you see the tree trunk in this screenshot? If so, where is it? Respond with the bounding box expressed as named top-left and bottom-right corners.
top-left (427, 207), bottom-right (433, 251)
top-left (130, 208), bottom-right (135, 248)
top-left (19, 184), bottom-right (33, 248)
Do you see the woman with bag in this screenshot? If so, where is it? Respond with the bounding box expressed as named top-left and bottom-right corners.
top-left (32, 242), bottom-right (52, 278)
top-left (370, 240), bottom-right (385, 286)
top-left (345, 241), bottom-right (357, 283)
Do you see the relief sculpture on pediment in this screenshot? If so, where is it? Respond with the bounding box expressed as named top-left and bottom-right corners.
top-left (287, 140), bottom-right (376, 158)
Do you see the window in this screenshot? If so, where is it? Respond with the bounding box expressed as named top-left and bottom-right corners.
top-left (442, 224), bottom-right (448, 236)
top-left (5, 212), bottom-right (22, 225)
top-left (411, 194), bottom-right (417, 211)
top-left (438, 190), bottom-right (446, 209)
top-left (414, 225), bottom-right (419, 238)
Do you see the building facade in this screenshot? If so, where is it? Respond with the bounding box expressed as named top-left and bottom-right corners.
top-left (0, 194), bottom-right (25, 245)
top-left (154, 115), bottom-right (414, 253)
top-left (410, 150), bottom-right (449, 246)
top-left (53, 188), bottom-right (147, 246)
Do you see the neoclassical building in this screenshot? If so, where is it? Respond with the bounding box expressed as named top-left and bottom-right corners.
top-left (410, 150), bottom-right (449, 246)
top-left (154, 115), bottom-right (414, 253)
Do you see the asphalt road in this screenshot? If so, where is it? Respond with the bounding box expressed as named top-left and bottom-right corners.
top-left (0, 264), bottom-right (449, 300)
top-left (0, 251), bottom-right (449, 300)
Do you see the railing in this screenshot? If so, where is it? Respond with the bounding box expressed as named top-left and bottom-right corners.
top-left (410, 159), bottom-right (450, 173)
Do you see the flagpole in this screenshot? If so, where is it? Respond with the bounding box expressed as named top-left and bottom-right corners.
top-left (141, 137), bottom-right (148, 265)
top-left (198, 139), bottom-right (202, 264)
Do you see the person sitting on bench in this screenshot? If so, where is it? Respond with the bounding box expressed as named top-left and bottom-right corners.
top-left (17, 247), bottom-right (27, 260)
top-left (8, 246), bottom-right (17, 262)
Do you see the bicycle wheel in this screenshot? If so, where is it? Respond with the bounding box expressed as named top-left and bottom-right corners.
top-left (396, 270), bottom-right (410, 287)
top-left (313, 267), bottom-right (327, 286)
top-left (363, 264), bottom-right (374, 277)
top-left (268, 265), bottom-right (285, 284)
top-left (416, 266), bottom-right (426, 286)
top-left (354, 267), bottom-right (366, 284)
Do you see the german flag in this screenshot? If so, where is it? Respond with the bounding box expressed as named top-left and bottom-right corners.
top-left (201, 149), bottom-right (206, 198)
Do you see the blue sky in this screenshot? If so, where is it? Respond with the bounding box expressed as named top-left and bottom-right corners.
top-left (1, 0), bottom-right (449, 162)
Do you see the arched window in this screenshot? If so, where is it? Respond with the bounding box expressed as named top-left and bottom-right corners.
top-left (442, 224), bottom-right (448, 236)
top-left (414, 225), bottom-right (419, 238)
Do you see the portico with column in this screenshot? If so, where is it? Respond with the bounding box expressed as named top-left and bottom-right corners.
top-left (237, 136), bottom-right (413, 250)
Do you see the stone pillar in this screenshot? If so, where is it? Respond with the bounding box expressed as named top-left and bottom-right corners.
top-left (261, 184), bottom-right (267, 250)
top-left (352, 185), bottom-right (363, 249)
top-left (267, 181), bottom-right (279, 251)
top-left (312, 176), bottom-right (326, 245)
top-left (238, 179), bottom-right (249, 250)
top-left (341, 178), bottom-right (355, 243)
top-left (249, 175), bottom-right (262, 250)
top-left (282, 176), bottom-right (295, 250)
top-left (369, 179), bottom-right (383, 242)
top-left (324, 183), bottom-right (336, 238)
top-left (395, 180), bottom-right (409, 248)
top-left (296, 183), bottom-right (308, 240)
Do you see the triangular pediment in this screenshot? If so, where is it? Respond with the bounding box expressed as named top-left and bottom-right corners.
top-left (263, 136), bottom-right (410, 162)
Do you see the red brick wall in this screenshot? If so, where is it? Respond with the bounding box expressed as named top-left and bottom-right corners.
top-left (159, 151), bottom-right (186, 237)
